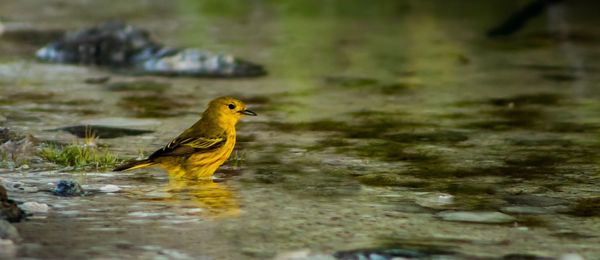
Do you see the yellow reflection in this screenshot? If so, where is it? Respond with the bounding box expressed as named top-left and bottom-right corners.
top-left (165, 175), bottom-right (241, 219)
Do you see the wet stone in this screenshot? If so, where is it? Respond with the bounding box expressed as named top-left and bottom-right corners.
top-left (52, 125), bottom-right (153, 139)
top-left (52, 180), bottom-right (85, 196)
top-left (437, 211), bottom-right (516, 224)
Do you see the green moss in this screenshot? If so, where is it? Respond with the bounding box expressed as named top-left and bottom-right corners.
top-left (567, 197), bottom-right (600, 217)
top-left (39, 144), bottom-right (120, 170)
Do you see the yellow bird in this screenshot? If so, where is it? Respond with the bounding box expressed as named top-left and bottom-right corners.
top-left (114, 96), bottom-right (257, 179)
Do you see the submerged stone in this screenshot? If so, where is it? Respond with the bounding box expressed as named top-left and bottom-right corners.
top-left (52, 125), bottom-right (153, 138)
top-left (52, 180), bottom-right (85, 197)
top-left (36, 21), bottom-right (265, 77)
top-left (437, 211), bottom-right (515, 224)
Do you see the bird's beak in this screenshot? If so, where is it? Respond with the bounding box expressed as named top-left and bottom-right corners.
top-left (239, 109), bottom-right (257, 116)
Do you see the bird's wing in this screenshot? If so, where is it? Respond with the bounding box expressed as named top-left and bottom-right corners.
top-left (149, 130), bottom-right (227, 159)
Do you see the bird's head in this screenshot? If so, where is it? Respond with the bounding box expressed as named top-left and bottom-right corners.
top-left (204, 96), bottom-right (257, 126)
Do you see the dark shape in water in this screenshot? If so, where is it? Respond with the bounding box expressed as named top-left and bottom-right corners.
top-left (567, 197), bottom-right (600, 217)
top-left (84, 76), bottom-right (111, 84)
top-left (36, 21), bottom-right (266, 77)
top-left (502, 254), bottom-right (554, 260)
top-left (105, 80), bottom-right (169, 92)
top-left (487, 0), bottom-right (563, 37)
top-left (52, 180), bottom-right (85, 197)
top-left (487, 93), bottom-right (564, 107)
top-left (0, 186), bottom-right (26, 222)
top-left (118, 94), bottom-right (190, 118)
top-left (384, 130), bottom-right (469, 144)
top-left (541, 73), bottom-right (578, 82)
top-left (52, 125), bottom-right (153, 139)
top-left (334, 247), bottom-right (457, 260)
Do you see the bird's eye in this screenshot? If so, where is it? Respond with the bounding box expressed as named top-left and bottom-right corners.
top-left (228, 104), bottom-right (236, 110)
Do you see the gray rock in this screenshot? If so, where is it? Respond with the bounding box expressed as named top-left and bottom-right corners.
top-left (36, 21), bottom-right (266, 78)
top-left (437, 211), bottom-right (516, 224)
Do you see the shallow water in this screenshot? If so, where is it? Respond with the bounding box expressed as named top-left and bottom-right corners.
top-left (1, 0), bottom-right (600, 259)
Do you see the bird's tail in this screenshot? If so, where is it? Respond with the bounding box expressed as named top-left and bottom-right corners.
top-left (113, 159), bottom-right (156, 171)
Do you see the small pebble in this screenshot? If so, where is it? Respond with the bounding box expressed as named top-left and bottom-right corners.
top-left (99, 185), bottom-right (121, 193)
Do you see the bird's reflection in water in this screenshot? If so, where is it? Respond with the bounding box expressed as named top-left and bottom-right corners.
top-left (130, 167), bottom-right (242, 219)
top-left (165, 177), bottom-right (241, 218)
